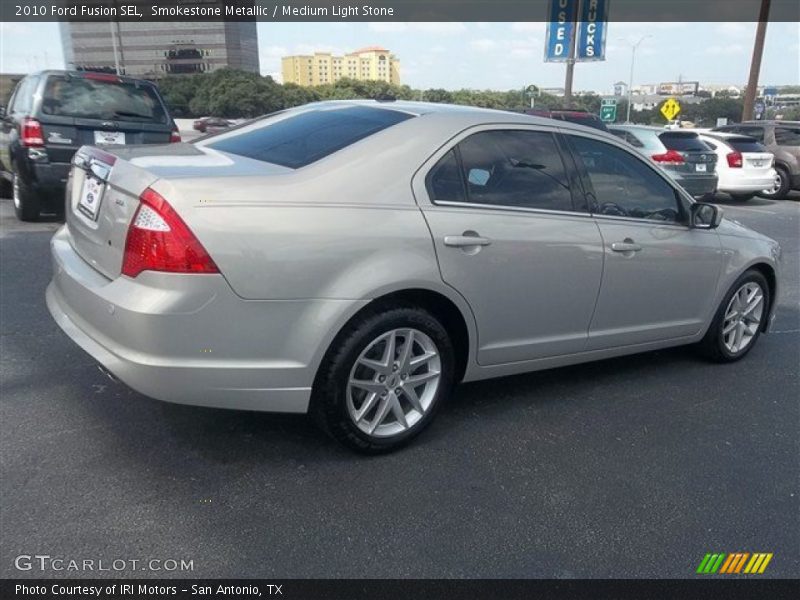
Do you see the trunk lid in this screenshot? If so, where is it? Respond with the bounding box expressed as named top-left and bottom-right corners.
top-left (65, 143), bottom-right (290, 279)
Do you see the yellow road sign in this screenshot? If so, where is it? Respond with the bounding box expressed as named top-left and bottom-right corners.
top-left (661, 98), bottom-right (682, 121)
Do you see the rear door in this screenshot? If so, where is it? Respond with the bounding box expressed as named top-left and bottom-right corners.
top-left (564, 133), bottom-right (723, 349)
top-left (414, 126), bottom-right (604, 365)
top-left (37, 73), bottom-right (173, 165)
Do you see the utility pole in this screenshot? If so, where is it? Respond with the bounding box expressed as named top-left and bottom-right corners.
top-left (563, 0), bottom-right (581, 108)
top-left (742, 0), bottom-right (771, 122)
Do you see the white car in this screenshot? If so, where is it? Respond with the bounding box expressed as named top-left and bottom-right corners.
top-left (698, 132), bottom-right (777, 201)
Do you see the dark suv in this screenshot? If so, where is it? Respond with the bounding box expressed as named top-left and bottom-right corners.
top-left (523, 109), bottom-right (610, 132)
top-left (0, 70), bottom-right (179, 221)
top-left (713, 121), bottom-right (800, 199)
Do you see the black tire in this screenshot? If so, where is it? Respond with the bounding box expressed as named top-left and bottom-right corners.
top-left (311, 306), bottom-right (455, 454)
top-left (730, 193), bottom-right (755, 202)
top-left (760, 166), bottom-right (791, 200)
top-left (697, 269), bottom-right (770, 363)
top-left (12, 171), bottom-right (41, 222)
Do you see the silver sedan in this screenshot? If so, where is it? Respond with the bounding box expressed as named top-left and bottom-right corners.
top-left (47, 101), bottom-right (781, 452)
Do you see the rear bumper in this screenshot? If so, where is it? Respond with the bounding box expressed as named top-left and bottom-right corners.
top-left (675, 174), bottom-right (718, 197)
top-left (33, 161), bottom-right (71, 189)
top-left (717, 170), bottom-right (777, 194)
top-left (47, 226), bottom-right (364, 413)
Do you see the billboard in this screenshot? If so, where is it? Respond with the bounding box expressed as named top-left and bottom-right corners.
top-left (657, 81), bottom-right (700, 96)
top-left (576, 0), bottom-right (609, 61)
top-left (544, 0), bottom-right (579, 62)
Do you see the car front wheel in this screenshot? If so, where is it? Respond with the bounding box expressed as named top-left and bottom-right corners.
top-left (312, 307), bottom-right (455, 453)
top-left (698, 270), bottom-right (769, 362)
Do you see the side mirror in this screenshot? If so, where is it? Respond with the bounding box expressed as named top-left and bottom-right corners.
top-left (691, 202), bottom-right (723, 229)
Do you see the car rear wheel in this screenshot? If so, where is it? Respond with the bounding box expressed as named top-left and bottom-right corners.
top-left (311, 307), bottom-right (455, 453)
top-left (12, 172), bottom-right (41, 222)
top-left (761, 166), bottom-right (790, 200)
top-left (698, 270), bottom-right (769, 362)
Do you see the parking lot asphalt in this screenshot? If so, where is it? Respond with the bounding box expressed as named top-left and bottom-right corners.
top-left (1, 192), bottom-right (798, 579)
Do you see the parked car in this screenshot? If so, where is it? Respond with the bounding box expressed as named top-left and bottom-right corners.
top-left (713, 121), bottom-right (800, 199)
top-left (0, 70), bottom-right (179, 221)
top-left (608, 124), bottom-right (718, 198)
top-left (47, 101), bottom-right (780, 453)
top-left (697, 132), bottom-right (777, 201)
top-left (193, 116), bottom-right (233, 133)
top-left (523, 109), bottom-right (610, 132)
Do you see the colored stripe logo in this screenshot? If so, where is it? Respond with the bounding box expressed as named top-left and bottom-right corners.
top-left (697, 552), bottom-right (773, 574)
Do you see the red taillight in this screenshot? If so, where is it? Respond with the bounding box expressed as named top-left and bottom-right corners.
top-left (651, 149), bottom-right (685, 164)
top-left (726, 151), bottom-right (743, 168)
top-left (170, 127), bottom-right (181, 143)
top-left (122, 187), bottom-right (219, 278)
top-left (21, 117), bottom-right (44, 147)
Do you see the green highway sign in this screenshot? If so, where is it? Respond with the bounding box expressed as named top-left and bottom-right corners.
top-left (600, 104), bottom-right (617, 122)
top-left (601, 98), bottom-right (618, 106)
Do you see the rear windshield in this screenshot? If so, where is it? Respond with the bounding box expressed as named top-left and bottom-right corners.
top-left (40, 75), bottom-right (168, 123)
top-left (775, 127), bottom-right (800, 146)
top-left (725, 137), bottom-right (767, 153)
top-left (658, 132), bottom-right (710, 152)
top-left (207, 106), bottom-right (414, 169)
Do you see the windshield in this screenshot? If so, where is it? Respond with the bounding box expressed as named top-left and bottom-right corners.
top-left (40, 75), bottom-right (168, 123)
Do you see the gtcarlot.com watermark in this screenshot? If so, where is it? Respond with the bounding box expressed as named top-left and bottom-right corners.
top-left (14, 554), bottom-right (194, 573)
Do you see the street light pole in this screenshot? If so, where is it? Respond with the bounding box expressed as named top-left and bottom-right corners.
top-left (742, 0), bottom-right (771, 121)
top-left (626, 35), bottom-right (651, 123)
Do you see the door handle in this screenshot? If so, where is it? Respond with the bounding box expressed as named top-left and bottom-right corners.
top-left (611, 240), bottom-right (642, 253)
top-left (444, 235), bottom-right (492, 248)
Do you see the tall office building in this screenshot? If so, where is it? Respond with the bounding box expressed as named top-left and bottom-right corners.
top-left (282, 47), bottom-right (401, 87)
top-left (60, 20), bottom-right (259, 78)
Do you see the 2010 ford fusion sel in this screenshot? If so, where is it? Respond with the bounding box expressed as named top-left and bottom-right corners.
top-left (47, 101), bottom-right (781, 452)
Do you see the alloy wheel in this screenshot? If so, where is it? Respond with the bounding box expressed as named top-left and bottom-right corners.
top-left (762, 172), bottom-right (782, 196)
top-left (721, 282), bottom-right (765, 354)
top-left (346, 328), bottom-right (441, 438)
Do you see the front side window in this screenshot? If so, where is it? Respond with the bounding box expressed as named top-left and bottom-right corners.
top-left (774, 127), bottom-right (800, 146)
top-left (428, 130), bottom-right (574, 212)
top-left (568, 135), bottom-right (683, 224)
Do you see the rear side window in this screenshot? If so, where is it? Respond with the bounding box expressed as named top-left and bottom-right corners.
top-left (40, 75), bottom-right (167, 123)
top-left (774, 127), bottom-right (800, 146)
top-left (658, 132), bottom-right (710, 152)
top-left (10, 76), bottom-right (37, 114)
top-left (726, 137), bottom-right (768, 153)
top-left (428, 130), bottom-right (575, 212)
top-left (208, 106), bottom-right (413, 169)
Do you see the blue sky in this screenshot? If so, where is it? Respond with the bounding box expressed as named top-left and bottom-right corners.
top-left (1, 21), bottom-right (798, 92)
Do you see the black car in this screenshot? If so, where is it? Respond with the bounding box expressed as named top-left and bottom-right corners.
top-left (522, 109), bottom-right (610, 132)
top-left (0, 70), bottom-right (179, 221)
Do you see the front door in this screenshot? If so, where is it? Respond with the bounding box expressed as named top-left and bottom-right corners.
top-left (565, 133), bottom-right (723, 350)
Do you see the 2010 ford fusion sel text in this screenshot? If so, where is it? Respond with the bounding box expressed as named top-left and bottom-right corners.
top-left (46, 101), bottom-right (782, 452)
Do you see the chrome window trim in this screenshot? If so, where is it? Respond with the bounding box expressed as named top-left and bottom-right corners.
top-left (430, 200), bottom-right (592, 219)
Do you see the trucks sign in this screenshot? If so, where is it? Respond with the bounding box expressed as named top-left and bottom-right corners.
top-left (576, 0), bottom-right (609, 61)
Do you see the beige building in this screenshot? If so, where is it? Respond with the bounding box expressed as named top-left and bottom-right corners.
top-left (282, 46), bottom-right (400, 87)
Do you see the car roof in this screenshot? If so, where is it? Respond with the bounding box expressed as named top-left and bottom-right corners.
top-left (29, 69), bottom-right (155, 85)
top-left (700, 131), bottom-right (757, 141)
top-left (291, 99), bottom-right (621, 138)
